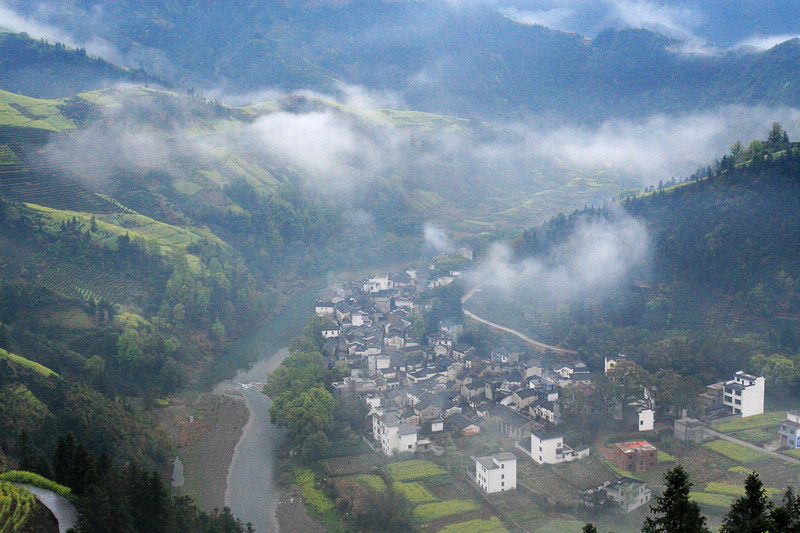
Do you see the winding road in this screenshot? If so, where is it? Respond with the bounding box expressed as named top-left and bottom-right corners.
top-left (14, 484), bottom-right (78, 533)
top-left (462, 288), bottom-right (577, 356)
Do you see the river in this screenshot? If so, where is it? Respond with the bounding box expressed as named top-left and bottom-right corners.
top-left (222, 347), bottom-right (290, 533)
top-left (218, 284), bottom-right (321, 533)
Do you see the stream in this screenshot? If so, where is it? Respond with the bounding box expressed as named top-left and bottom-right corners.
top-left (217, 284), bottom-right (321, 532)
top-left (221, 348), bottom-right (290, 533)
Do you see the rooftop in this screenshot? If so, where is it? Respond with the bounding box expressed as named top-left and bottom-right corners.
top-left (614, 440), bottom-right (657, 453)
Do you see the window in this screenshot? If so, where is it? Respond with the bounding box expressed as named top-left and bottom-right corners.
top-left (408, 445), bottom-right (412, 449)
top-left (501, 464), bottom-right (504, 469)
top-left (501, 474), bottom-right (504, 479)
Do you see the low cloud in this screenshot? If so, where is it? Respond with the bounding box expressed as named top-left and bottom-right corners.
top-left (527, 105), bottom-right (800, 181)
top-left (735, 34), bottom-right (800, 52)
top-left (36, 83), bottom-right (800, 214)
top-left (499, 0), bottom-right (702, 41)
top-left (0, 3), bottom-right (77, 46)
top-left (423, 224), bottom-right (454, 254)
top-left (467, 211), bottom-right (650, 303)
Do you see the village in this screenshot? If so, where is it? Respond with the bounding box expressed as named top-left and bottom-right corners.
top-left (308, 251), bottom-right (800, 530)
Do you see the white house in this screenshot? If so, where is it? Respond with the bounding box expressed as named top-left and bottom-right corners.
top-left (368, 354), bottom-right (391, 376)
top-left (373, 411), bottom-right (419, 456)
top-left (580, 478), bottom-right (652, 514)
top-left (779, 409), bottom-right (800, 449)
top-left (363, 275), bottom-right (393, 293)
top-left (351, 311), bottom-right (369, 327)
top-left (527, 430), bottom-right (589, 465)
top-left (314, 301), bottom-right (335, 316)
top-left (321, 326), bottom-right (340, 339)
top-left (638, 408), bottom-right (654, 431)
top-left (475, 452), bottom-right (517, 494)
top-left (723, 371), bottom-right (765, 417)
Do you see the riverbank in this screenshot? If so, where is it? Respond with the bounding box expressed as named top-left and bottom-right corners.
top-left (159, 386), bottom-right (249, 510)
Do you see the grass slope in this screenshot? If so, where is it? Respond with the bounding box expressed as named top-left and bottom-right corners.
top-left (0, 349), bottom-right (58, 378)
top-left (0, 90), bottom-right (74, 132)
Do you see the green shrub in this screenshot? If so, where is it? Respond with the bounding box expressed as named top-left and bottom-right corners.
top-left (0, 471), bottom-right (72, 498)
top-left (437, 517), bottom-right (509, 532)
top-left (393, 481), bottom-right (437, 504)
top-left (412, 499), bottom-right (480, 522)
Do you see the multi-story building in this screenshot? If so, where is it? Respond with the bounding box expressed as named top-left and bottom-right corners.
top-left (780, 409), bottom-right (800, 449)
top-left (528, 430), bottom-right (589, 465)
top-left (723, 372), bottom-right (765, 417)
top-left (580, 478), bottom-right (652, 514)
top-left (372, 411), bottom-right (419, 456)
top-left (475, 452), bottom-right (517, 494)
top-left (612, 441), bottom-right (658, 473)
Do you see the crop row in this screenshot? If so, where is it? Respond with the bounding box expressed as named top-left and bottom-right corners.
top-left (386, 460), bottom-right (448, 482)
top-left (0, 170), bottom-right (124, 214)
top-left (1, 243), bottom-right (148, 305)
top-left (0, 471), bottom-right (72, 498)
top-left (0, 482), bottom-right (36, 533)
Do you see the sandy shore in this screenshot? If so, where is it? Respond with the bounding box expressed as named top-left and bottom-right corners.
top-left (160, 385), bottom-right (326, 532)
top-left (160, 386), bottom-right (249, 510)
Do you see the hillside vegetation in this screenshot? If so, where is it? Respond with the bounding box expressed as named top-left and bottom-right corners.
top-left (5, 4), bottom-right (800, 120)
top-left (503, 126), bottom-right (800, 416)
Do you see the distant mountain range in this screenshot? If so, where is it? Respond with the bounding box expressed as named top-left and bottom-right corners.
top-left (2, 1), bottom-right (800, 120)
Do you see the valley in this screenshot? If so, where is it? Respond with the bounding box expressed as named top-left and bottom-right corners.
top-left (0, 1), bottom-right (799, 532)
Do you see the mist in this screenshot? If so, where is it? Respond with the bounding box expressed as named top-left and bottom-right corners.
top-left (466, 211), bottom-right (651, 304)
top-left (39, 85), bottom-right (800, 213)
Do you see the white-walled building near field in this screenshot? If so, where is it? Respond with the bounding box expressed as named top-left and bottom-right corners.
top-left (723, 371), bottom-right (765, 417)
top-left (475, 452), bottom-right (517, 493)
top-left (372, 411), bottom-right (419, 456)
top-left (527, 430), bottom-right (589, 465)
top-left (780, 409), bottom-right (800, 449)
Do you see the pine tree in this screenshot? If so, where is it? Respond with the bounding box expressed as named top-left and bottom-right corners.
top-left (721, 472), bottom-right (774, 533)
top-left (771, 487), bottom-right (800, 532)
top-left (642, 465), bottom-right (709, 533)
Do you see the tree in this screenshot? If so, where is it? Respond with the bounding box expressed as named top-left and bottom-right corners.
top-left (583, 524), bottom-right (599, 533)
top-left (766, 122), bottom-right (790, 149)
top-left (720, 472), bottom-right (774, 533)
top-left (642, 465), bottom-right (709, 533)
top-left (771, 487), bottom-right (800, 533)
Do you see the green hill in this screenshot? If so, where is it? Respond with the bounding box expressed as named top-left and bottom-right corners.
top-left (504, 128), bottom-right (800, 390)
top-left (4, 5), bottom-right (800, 120)
top-left (0, 31), bottom-right (159, 100)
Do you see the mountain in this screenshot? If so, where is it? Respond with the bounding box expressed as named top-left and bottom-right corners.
top-left (497, 129), bottom-right (800, 385)
top-left (0, 31), bottom-right (159, 99)
top-left (4, 2), bottom-right (800, 120)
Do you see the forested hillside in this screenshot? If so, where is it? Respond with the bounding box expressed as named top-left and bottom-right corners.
top-left (0, 32), bottom-right (158, 99)
top-left (4, 2), bottom-right (800, 119)
top-left (508, 126), bottom-right (800, 394)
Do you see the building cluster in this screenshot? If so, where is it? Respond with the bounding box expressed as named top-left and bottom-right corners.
top-left (316, 266), bottom-right (601, 466)
top-left (312, 267), bottom-right (784, 507)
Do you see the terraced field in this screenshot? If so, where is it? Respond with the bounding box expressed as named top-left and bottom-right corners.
top-left (0, 235), bottom-right (151, 306)
top-left (0, 481), bottom-right (37, 532)
top-left (0, 126), bottom-right (124, 214)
